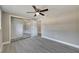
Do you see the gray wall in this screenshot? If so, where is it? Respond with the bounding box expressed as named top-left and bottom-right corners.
top-left (42, 6), bottom-right (79, 47)
top-left (0, 8), bottom-right (2, 52)
top-left (2, 12), bottom-right (10, 42)
top-left (0, 9), bottom-right (1, 30)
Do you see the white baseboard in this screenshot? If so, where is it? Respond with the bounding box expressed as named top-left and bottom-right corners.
top-left (42, 36), bottom-right (79, 49)
top-left (0, 41), bottom-right (11, 52)
top-left (0, 45), bottom-right (2, 53)
top-left (2, 41), bottom-right (10, 45)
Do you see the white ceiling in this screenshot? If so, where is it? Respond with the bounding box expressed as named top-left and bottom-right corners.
top-left (0, 5), bottom-right (79, 19)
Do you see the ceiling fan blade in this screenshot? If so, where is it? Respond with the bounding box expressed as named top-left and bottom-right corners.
top-left (39, 13), bottom-right (45, 16)
top-left (27, 12), bottom-right (36, 13)
top-left (32, 5), bottom-right (37, 11)
top-left (34, 14), bottom-right (36, 16)
top-left (40, 9), bottom-right (48, 12)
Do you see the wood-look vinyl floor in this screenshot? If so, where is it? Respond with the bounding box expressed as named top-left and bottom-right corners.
top-left (2, 36), bottom-right (79, 53)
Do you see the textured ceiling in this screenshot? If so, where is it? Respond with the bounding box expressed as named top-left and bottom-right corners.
top-left (0, 5), bottom-right (79, 19)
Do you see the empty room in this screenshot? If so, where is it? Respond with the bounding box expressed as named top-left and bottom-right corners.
top-left (0, 5), bottom-right (79, 53)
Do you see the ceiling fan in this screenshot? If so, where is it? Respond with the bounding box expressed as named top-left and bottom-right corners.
top-left (27, 5), bottom-right (48, 17)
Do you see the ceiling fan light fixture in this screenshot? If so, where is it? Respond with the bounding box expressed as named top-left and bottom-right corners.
top-left (36, 12), bottom-right (39, 16)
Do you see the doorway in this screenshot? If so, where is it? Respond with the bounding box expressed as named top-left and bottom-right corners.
top-left (11, 17), bottom-right (31, 42)
top-left (31, 20), bottom-right (42, 37)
